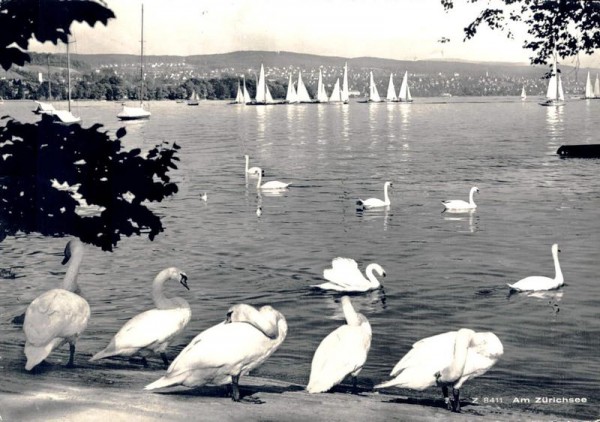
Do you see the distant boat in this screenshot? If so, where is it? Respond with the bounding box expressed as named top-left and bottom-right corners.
top-left (594, 74), bottom-right (600, 98)
top-left (539, 48), bottom-right (565, 107)
top-left (285, 73), bottom-right (298, 104)
top-left (187, 89), bottom-right (200, 106)
top-left (296, 71), bottom-right (312, 103)
top-left (584, 72), bottom-right (593, 99)
top-left (367, 71), bottom-right (382, 102)
top-left (33, 100), bottom-right (56, 115)
top-left (521, 86), bottom-right (527, 101)
top-left (341, 62), bottom-right (349, 104)
top-left (50, 36), bottom-right (80, 124)
top-left (117, 4), bottom-right (151, 120)
top-left (242, 75), bottom-right (251, 104)
top-left (386, 73), bottom-right (397, 102)
top-left (254, 63), bottom-right (275, 105)
top-left (397, 71), bottom-right (413, 103)
top-left (232, 80), bottom-right (244, 104)
top-left (329, 78), bottom-right (342, 103)
top-left (316, 69), bottom-right (329, 103)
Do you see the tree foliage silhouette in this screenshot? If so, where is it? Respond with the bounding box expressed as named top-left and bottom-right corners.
top-left (0, 0), bottom-right (181, 250)
top-left (441, 0), bottom-right (600, 65)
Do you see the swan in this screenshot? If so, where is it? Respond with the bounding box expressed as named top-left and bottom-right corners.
top-left (145, 303), bottom-right (287, 401)
top-left (507, 244), bottom-right (563, 292)
top-left (90, 267), bottom-right (191, 367)
top-left (256, 206), bottom-right (262, 217)
top-left (311, 257), bottom-right (386, 292)
top-left (255, 168), bottom-right (291, 191)
top-left (356, 181), bottom-right (392, 209)
top-left (442, 186), bottom-right (479, 211)
top-left (201, 192), bottom-right (207, 202)
top-left (23, 239), bottom-right (90, 370)
top-left (375, 328), bottom-right (503, 412)
top-left (244, 155), bottom-right (263, 176)
top-left (307, 296), bottom-right (371, 393)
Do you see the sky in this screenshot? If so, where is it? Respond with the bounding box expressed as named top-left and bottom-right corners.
top-left (29, 0), bottom-right (599, 67)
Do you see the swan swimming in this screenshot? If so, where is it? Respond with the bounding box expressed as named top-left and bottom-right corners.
top-left (507, 244), bottom-right (563, 292)
top-left (375, 328), bottom-right (503, 412)
top-left (255, 167), bottom-right (291, 191)
top-left (442, 187), bottom-right (479, 211)
top-left (307, 296), bottom-right (371, 393)
top-left (145, 303), bottom-right (287, 401)
top-left (244, 155), bottom-right (263, 176)
top-left (90, 267), bottom-right (191, 367)
top-left (311, 257), bottom-right (386, 292)
top-left (356, 181), bottom-right (392, 209)
top-left (23, 239), bottom-right (90, 370)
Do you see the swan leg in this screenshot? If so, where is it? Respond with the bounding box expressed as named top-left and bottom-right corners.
top-left (452, 388), bottom-right (461, 412)
top-left (66, 343), bottom-right (76, 368)
top-left (231, 375), bottom-right (241, 402)
top-left (352, 376), bottom-right (358, 394)
top-left (441, 385), bottom-right (451, 410)
top-left (160, 352), bottom-right (170, 367)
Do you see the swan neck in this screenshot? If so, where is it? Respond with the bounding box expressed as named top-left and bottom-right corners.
top-left (152, 270), bottom-right (182, 309)
top-left (384, 184), bottom-right (390, 204)
top-left (245, 156), bottom-right (249, 172)
top-left (62, 248), bottom-right (83, 294)
top-left (447, 329), bottom-right (473, 381)
top-left (469, 190), bottom-right (476, 206)
top-left (365, 264), bottom-right (381, 287)
top-left (232, 305), bottom-right (284, 340)
top-left (341, 297), bottom-right (361, 327)
top-left (553, 250), bottom-right (563, 284)
top-left (256, 172), bottom-right (262, 189)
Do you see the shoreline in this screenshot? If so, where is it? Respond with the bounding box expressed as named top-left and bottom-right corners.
top-left (0, 364), bottom-right (590, 422)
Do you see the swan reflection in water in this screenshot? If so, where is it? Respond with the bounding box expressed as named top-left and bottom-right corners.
top-left (442, 209), bottom-right (478, 233)
top-left (508, 289), bottom-right (563, 314)
top-left (315, 289), bottom-right (387, 316)
top-left (356, 206), bottom-right (391, 231)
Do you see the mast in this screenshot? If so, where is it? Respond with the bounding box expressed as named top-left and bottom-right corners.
top-left (67, 38), bottom-right (71, 112)
top-left (47, 54), bottom-right (52, 101)
top-left (140, 4), bottom-right (145, 107)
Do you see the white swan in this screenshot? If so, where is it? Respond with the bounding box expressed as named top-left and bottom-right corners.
top-left (201, 192), bottom-right (207, 202)
top-left (244, 155), bottom-right (263, 176)
top-left (255, 167), bottom-right (291, 191)
top-left (307, 296), bottom-right (371, 393)
top-left (90, 267), bottom-right (191, 367)
top-left (145, 303), bottom-right (287, 401)
top-left (507, 244), bottom-right (563, 292)
top-left (311, 257), bottom-right (386, 292)
top-left (375, 328), bottom-right (503, 412)
top-left (23, 239), bottom-right (90, 370)
top-left (442, 186), bottom-right (479, 211)
top-left (356, 181), bottom-right (392, 209)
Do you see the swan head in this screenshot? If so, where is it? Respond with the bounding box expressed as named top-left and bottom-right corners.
top-left (368, 263), bottom-right (386, 278)
top-left (179, 272), bottom-right (189, 290)
top-left (471, 187), bottom-right (480, 194)
top-left (552, 243), bottom-right (560, 254)
top-left (385, 181), bottom-right (393, 188)
top-left (62, 238), bottom-right (84, 265)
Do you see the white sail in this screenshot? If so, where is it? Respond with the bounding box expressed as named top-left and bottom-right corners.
top-left (557, 74), bottom-right (564, 101)
top-left (541, 49), bottom-right (565, 106)
top-left (234, 81), bottom-right (244, 103)
top-left (242, 76), bottom-right (251, 104)
top-left (341, 62), bottom-right (349, 103)
top-left (317, 69), bottom-right (328, 102)
top-left (286, 73), bottom-right (298, 103)
top-left (187, 89), bottom-right (200, 105)
top-left (368, 71), bottom-right (382, 102)
top-left (255, 64), bottom-right (267, 103)
top-left (386, 73), bottom-right (397, 102)
top-left (297, 71), bottom-right (312, 102)
top-left (329, 78), bottom-right (341, 102)
top-left (521, 86), bottom-right (527, 100)
top-left (398, 71), bottom-right (413, 102)
top-left (594, 74), bottom-right (600, 98)
top-left (584, 72), bottom-right (593, 99)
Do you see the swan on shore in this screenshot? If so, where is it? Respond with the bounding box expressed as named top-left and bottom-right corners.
top-left (442, 187), bottom-right (479, 211)
top-left (244, 155), bottom-right (263, 177)
top-left (312, 257), bottom-right (385, 292)
top-left (307, 296), bottom-right (372, 393)
top-left (23, 239), bottom-right (90, 371)
top-left (255, 168), bottom-right (291, 191)
top-left (356, 181), bottom-right (392, 209)
top-left (145, 303), bottom-right (287, 401)
top-left (90, 267), bottom-right (191, 367)
top-left (507, 244), bottom-right (563, 292)
top-left (375, 328), bottom-right (503, 412)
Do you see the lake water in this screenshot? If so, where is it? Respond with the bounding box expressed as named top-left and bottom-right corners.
top-left (1, 98), bottom-right (599, 419)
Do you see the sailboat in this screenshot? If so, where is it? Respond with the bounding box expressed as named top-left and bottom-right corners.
top-left (232, 80), bottom-right (244, 104)
top-left (316, 69), bottom-right (328, 103)
top-left (539, 48), bottom-right (564, 107)
top-left (48, 37), bottom-right (80, 124)
top-left (296, 71), bottom-right (312, 103)
top-left (329, 78), bottom-right (342, 103)
top-left (117, 4), bottom-right (151, 120)
top-left (521, 86), bottom-right (527, 101)
top-left (367, 71), bottom-right (382, 102)
top-left (341, 62), bottom-right (349, 104)
top-left (187, 89), bottom-right (200, 106)
top-left (285, 73), bottom-right (298, 104)
top-left (254, 63), bottom-right (275, 105)
top-left (397, 71), bottom-right (413, 103)
top-left (594, 74), bottom-right (600, 98)
top-left (386, 73), bottom-right (397, 102)
top-left (34, 55), bottom-right (56, 115)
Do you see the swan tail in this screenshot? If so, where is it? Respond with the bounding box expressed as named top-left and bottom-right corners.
top-left (89, 348), bottom-right (114, 362)
top-left (145, 371), bottom-right (187, 391)
top-left (506, 283), bottom-right (520, 292)
top-left (24, 341), bottom-right (57, 371)
top-left (356, 199), bottom-right (364, 207)
top-left (306, 378), bottom-right (336, 394)
top-left (374, 379), bottom-right (398, 389)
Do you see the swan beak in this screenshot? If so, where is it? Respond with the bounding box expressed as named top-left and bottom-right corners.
top-left (180, 274), bottom-right (189, 290)
top-left (61, 255), bottom-right (70, 265)
top-left (382, 272), bottom-right (387, 278)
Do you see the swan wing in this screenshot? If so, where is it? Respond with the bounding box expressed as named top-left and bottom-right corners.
top-left (455, 333), bottom-right (503, 388)
top-left (508, 276), bottom-right (557, 292)
top-left (261, 181), bottom-right (290, 190)
top-left (361, 198), bottom-right (386, 208)
top-left (307, 325), bottom-right (370, 393)
top-left (24, 289), bottom-right (90, 346)
top-left (442, 199), bottom-right (472, 209)
top-left (323, 258), bottom-right (367, 289)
